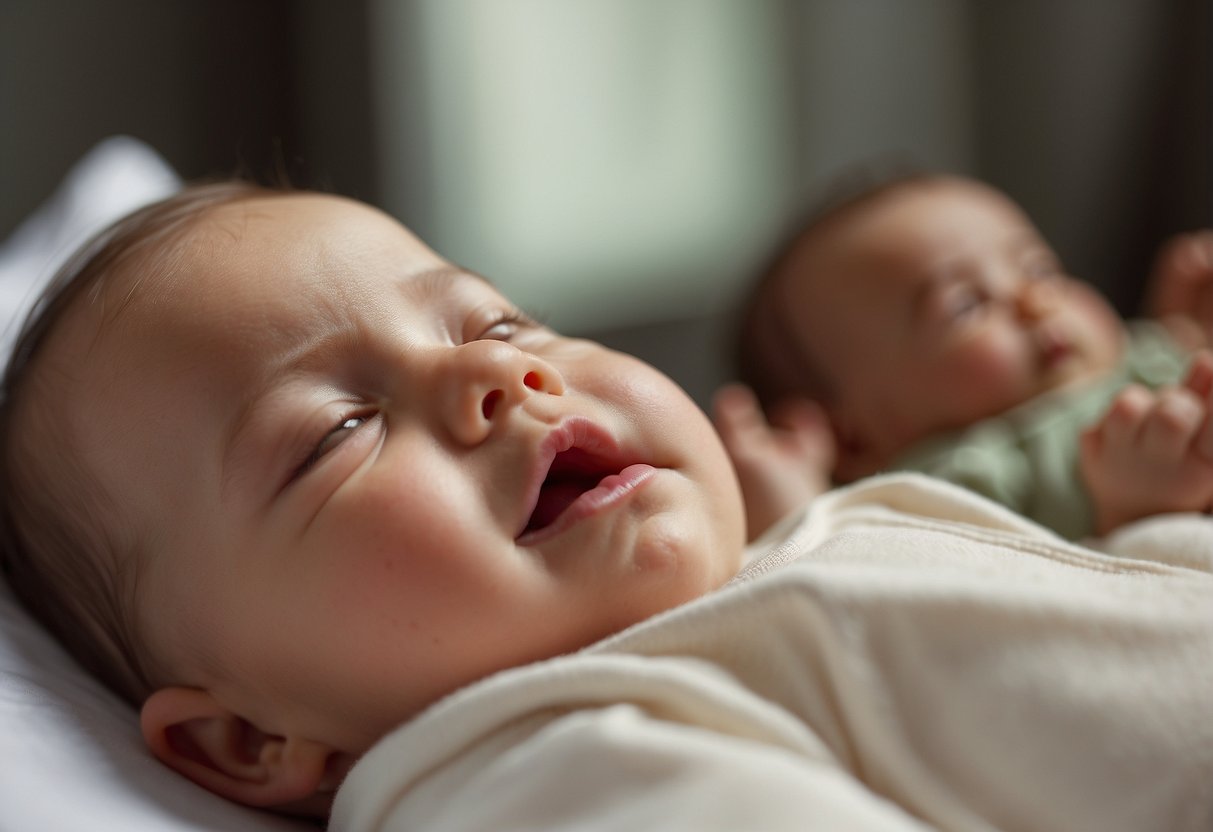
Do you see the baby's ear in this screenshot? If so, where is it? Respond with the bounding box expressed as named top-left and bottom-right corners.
top-left (140, 687), bottom-right (338, 809)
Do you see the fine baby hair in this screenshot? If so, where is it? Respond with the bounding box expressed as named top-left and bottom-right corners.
top-left (0, 182), bottom-right (277, 706)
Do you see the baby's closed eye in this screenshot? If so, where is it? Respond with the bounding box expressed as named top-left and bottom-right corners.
top-left (467, 306), bottom-right (545, 344)
top-left (935, 282), bottom-right (987, 322)
top-left (477, 310), bottom-right (530, 342)
top-left (294, 412), bottom-right (377, 480)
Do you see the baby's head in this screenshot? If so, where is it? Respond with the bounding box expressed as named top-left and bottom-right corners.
top-left (739, 173), bottom-right (1126, 480)
top-left (0, 185), bottom-right (744, 814)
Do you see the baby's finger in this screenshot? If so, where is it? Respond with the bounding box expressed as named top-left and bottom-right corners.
top-left (1184, 229), bottom-right (1213, 274)
top-left (770, 398), bottom-right (836, 464)
top-left (1182, 232), bottom-right (1213, 334)
top-left (1188, 359), bottom-right (1213, 463)
top-left (1197, 286), bottom-right (1213, 336)
top-left (713, 383), bottom-right (760, 418)
top-left (1078, 421), bottom-right (1103, 463)
top-left (711, 384), bottom-right (771, 454)
top-left (1182, 350), bottom-right (1213, 400)
top-left (1099, 384), bottom-right (1153, 449)
top-left (1161, 230), bottom-right (1213, 279)
top-left (769, 397), bottom-right (827, 434)
top-left (1141, 387), bottom-right (1204, 460)
top-left (1196, 406), bottom-right (1213, 464)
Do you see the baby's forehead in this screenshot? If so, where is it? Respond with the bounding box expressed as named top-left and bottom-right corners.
top-left (50, 192), bottom-right (473, 384)
top-left (203, 191), bottom-right (412, 244)
top-left (825, 184), bottom-right (1034, 265)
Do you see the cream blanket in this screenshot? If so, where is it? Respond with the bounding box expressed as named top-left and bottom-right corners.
top-left (331, 474), bottom-right (1213, 832)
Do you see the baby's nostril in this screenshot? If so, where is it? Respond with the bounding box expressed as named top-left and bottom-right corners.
top-left (482, 390), bottom-right (503, 419)
top-left (523, 371), bottom-right (542, 390)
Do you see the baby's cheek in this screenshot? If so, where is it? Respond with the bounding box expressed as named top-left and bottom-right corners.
top-left (1070, 291), bottom-right (1127, 366)
top-left (945, 335), bottom-right (1034, 415)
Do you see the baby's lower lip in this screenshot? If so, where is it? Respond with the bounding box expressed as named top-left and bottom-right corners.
top-left (515, 463), bottom-right (657, 546)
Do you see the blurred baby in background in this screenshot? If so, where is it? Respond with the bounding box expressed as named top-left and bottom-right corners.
top-left (720, 173), bottom-right (1213, 540)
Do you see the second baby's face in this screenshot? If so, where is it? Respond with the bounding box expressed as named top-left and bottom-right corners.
top-left (55, 193), bottom-right (745, 754)
top-left (784, 178), bottom-right (1126, 466)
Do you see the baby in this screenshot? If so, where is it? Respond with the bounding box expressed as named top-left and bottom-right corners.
top-left (2, 184), bottom-right (1210, 831)
top-left (0, 183), bottom-right (746, 815)
top-left (723, 172), bottom-right (1213, 540)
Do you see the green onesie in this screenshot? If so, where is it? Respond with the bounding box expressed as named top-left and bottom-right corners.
top-left (891, 322), bottom-right (1190, 539)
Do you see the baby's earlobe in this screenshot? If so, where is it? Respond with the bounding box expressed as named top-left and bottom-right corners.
top-left (140, 687), bottom-right (335, 809)
top-left (317, 750), bottom-right (357, 794)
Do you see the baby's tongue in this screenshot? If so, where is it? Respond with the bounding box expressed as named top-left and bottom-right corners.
top-left (528, 477), bottom-right (596, 531)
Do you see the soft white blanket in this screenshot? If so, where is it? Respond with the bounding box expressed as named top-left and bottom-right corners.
top-left (332, 473), bottom-right (1213, 832)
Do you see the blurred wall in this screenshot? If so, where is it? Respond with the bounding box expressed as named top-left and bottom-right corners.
top-left (2, 0), bottom-right (1209, 407)
top-left (973, 0), bottom-right (1211, 315)
top-left (363, 0), bottom-right (1209, 403)
top-left (0, 0), bottom-right (376, 231)
top-left (368, 0), bottom-right (975, 335)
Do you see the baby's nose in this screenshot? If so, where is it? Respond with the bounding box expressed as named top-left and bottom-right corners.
top-left (480, 368), bottom-right (552, 419)
top-left (443, 340), bottom-right (564, 445)
top-left (1015, 278), bottom-right (1058, 321)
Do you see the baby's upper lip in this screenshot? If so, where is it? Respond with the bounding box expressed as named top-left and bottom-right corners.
top-left (1035, 321), bottom-right (1074, 369)
top-left (515, 419), bottom-right (636, 540)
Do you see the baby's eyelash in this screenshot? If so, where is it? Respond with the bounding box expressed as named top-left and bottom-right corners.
top-left (290, 414), bottom-right (370, 481)
top-left (493, 307), bottom-right (546, 328)
top-left (488, 309), bottom-right (527, 327)
top-left (477, 306), bottom-right (548, 340)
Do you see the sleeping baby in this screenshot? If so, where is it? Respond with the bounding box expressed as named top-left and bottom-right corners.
top-left (724, 172), bottom-right (1213, 540)
top-left (1, 184), bottom-right (1210, 830)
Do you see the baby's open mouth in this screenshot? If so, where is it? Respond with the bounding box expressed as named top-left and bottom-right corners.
top-left (522, 448), bottom-right (622, 535)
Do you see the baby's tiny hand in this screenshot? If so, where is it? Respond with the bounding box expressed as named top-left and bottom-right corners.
top-left (1146, 230), bottom-right (1213, 349)
top-left (712, 384), bottom-right (836, 541)
top-left (1080, 350), bottom-right (1213, 534)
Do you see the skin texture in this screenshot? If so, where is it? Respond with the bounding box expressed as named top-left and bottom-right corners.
top-left (716, 176), bottom-right (1213, 540)
top-left (40, 193), bottom-right (745, 812)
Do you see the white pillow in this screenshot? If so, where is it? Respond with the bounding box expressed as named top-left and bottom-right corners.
top-left (0, 135), bottom-right (180, 360)
top-left (0, 137), bottom-right (314, 831)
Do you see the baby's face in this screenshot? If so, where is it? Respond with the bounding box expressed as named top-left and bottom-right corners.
top-left (785, 178), bottom-right (1125, 466)
top-left (57, 194), bottom-right (744, 753)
